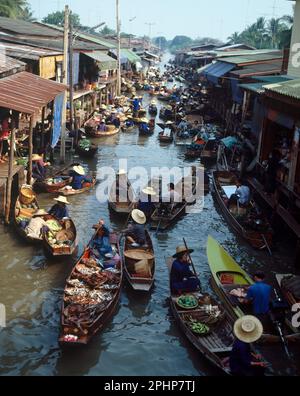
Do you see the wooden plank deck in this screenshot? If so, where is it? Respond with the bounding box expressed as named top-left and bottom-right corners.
top-left (0, 163), bottom-right (25, 218)
top-left (0, 163), bottom-right (24, 187)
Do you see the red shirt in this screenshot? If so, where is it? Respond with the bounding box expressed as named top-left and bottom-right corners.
top-left (0, 119), bottom-right (10, 140)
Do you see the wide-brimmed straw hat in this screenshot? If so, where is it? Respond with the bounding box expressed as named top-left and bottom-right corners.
top-left (73, 165), bottom-right (85, 176)
top-left (140, 118), bottom-right (149, 124)
top-left (32, 154), bottom-right (43, 161)
top-left (131, 209), bottom-right (146, 225)
top-left (100, 104), bottom-right (107, 110)
top-left (166, 121), bottom-right (174, 125)
top-left (173, 246), bottom-right (194, 258)
top-left (54, 196), bottom-right (70, 205)
top-left (166, 105), bottom-right (173, 110)
top-left (33, 209), bottom-right (48, 217)
top-left (142, 187), bottom-right (157, 196)
top-left (234, 316), bottom-right (263, 344)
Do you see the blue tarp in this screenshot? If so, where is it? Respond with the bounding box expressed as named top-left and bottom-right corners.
top-left (203, 62), bottom-right (235, 85)
top-left (231, 79), bottom-right (244, 104)
top-left (52, 93), bottom-right (64, 148)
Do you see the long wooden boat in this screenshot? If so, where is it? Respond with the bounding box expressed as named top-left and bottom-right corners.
top-left (158, 131), bottom-right (173, 143)
top-left (108, 176), bottom-right (136, 215)
top-left (33, 163), bottom-right (77, 194)
top-left (58, 176), bottom-right (97, 196)
top-left (43, 216), bottom-right (78, 258)
top-left (123, 231), bottom-right (155, 292)
top-left (14, 193), bottom-right (42, 244)
top-left (150, 167), bottom-right (203, 231)
top-left (59, 231), bottom-right (123, 346)
top-left (75, 143), bottom-right (98, 159)
top-left (166, 257), bottom-right (233, 375)
top-left (207, 236), bottom-right (300, 343)
top-left (212, 171), bottom-right (273, 250)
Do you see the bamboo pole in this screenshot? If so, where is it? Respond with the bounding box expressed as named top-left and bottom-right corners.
top-left (5, 129), bottom-right (15, 224)
top-left (27, 116), bottom-right (34, 185)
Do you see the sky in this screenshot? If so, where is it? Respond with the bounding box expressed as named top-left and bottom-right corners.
top-left (28, 0), bottom-right (294, 41)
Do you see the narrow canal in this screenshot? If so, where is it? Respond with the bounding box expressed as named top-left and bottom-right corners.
top-left (0, 54), bottom-right (299, 376)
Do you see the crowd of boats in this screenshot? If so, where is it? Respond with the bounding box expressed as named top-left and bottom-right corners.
top-left (10, 61), bottom-right (300, 376)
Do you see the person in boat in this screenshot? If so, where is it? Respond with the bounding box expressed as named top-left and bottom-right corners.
top-left (92, 219), bottom-right (113, 257)
top-left (48, 196), bottom-right (70, 220)
top-left (170, 246), bottom-right (200, 295)
top-left (165, 105), bottom-right (173, 119)
top-left (98, 119), bottom-right (107, 132)
top-left (69, 165), bottom-right (92, 191)
top-left (132, 96), bottom-right (140, 117)
top-left (25, 209), bottom-right (48, 239)
top-left (140, 119), bottom-right (150, 134)
top-left (137, 187), bottom-right (157, 219)
top-left (32, 153), bottom-right (51, 182)
top-left (124, 209), bottom-right (147, 247)
top-left (228, 179), bottom-right (251, 208)
top-left (238, 271), bottom-right (272, 322)
top-left (178, 118), bottom-right (188, 132)
top-left (113, 115), bottom-right (121, 129)
top-left (230, 316), bottom-right (267, 377)
top-left (125, 116), bottom-right (135, 128)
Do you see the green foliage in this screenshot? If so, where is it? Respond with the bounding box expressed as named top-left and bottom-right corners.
top-left (42, 11), bottom-right (81, 27)
top-left (0, 0), bottom-right (28, 18)
top-left (100, 25), bottom-right (116, 36)
top-left (153, 36), bottom-right (168, 50)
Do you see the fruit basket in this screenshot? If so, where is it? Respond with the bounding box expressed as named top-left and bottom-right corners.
top-left (176, 295), bottom-right (198, 310)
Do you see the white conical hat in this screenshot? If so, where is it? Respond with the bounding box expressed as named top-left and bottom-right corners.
top-left (131, 209), bottom-right (146, 225)
top-left (234, 316), bottom-right (263, 344)
top-left (73, 165), bottom-right (85, 176)
top-left (54, 196), bottom-right (70, 205)
top-left (142, 187), bottom-right (157, 196)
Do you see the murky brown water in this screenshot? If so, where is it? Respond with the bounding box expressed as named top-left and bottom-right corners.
top-left (0, 54), bottom-right (299, 376)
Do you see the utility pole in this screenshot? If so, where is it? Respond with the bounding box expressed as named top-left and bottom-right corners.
top-left (116, 0), bottom-right (121, 96)
top-left (69, 11), bottom-right (74, 134)
top-left (61, 4), bottom-right (69, 163)
top-left (145, 22), bottom-right (155, 50)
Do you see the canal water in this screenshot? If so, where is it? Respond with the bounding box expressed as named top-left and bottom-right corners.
top-left (0, 54), bottom-right (299, 376)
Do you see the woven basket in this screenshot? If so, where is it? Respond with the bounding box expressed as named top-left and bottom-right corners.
top-left (20, 186), bottom-right (35, 205)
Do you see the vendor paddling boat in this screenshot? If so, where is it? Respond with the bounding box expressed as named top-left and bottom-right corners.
top-left (166, 256), bottom-right (233, 375)
top-left (108, 170), bottom-right (136, 215)
top-left (59, 229), bottom-right (123, 346)
top-left (212, 171), bottom-right (273, 250)
top-left (58, 175), bottom-right (97, 196)
top-left (123, 231), bottom-right (155, 292)
top-left (75, 139), bottom-right (98, 159)
top-left (207, 236), bottom-right (300, 345)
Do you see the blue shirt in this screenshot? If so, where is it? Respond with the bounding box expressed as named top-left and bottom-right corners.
top-left (170, 260), bottom-right (194, 286)
top-left (236, 185), bottom-right (251, 205)
top-left (71, 174), bottom-right (85, 190)
top-left (48, 204), bottom-right (69, 220)
top-left (230, 340), bottom-right (252, 375)
top-left (133, 99), bottom-right (140, 112)
top-left (246, 282), bottom-right (272, 315)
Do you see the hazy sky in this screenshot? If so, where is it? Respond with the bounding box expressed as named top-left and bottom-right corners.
top-left (28, 0), bottom-right (294, 41)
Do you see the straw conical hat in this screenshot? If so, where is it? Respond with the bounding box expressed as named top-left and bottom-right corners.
top-left (142, 187), bottom-right (157, 196)
top-left (73, 165), bottom-right (85, 176)
top-left (32, 154), bottom-right (43, 161)
top-left (33, 209), bottom-right (48, 217)
top-left (54, 196), bottom-right (70, 205)
top-left (140, 118), bottom-right (149, 124)
top-left (131, 209), bottom-right (146, 225)
top-left (234, 316), bottom-right (263, 344)
top-left (173, 246), bottom-right (194, 258)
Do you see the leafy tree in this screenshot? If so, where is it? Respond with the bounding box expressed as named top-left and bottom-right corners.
top-left (0, 0), bottom-right (27, 18)
top-left (21, 6), bottom-right (36, 22)
top-left (227, 32), bottom-right (241, 45)
top-left (42, 11), bottom-right (81, 27)
top-left (100, 26), bottom-right (116, 36)
top-left (153, 36), bottom-right (168, 50)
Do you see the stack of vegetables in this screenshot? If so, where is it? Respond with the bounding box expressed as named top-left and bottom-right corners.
top-left (79, 139), bottom-right (92, 152)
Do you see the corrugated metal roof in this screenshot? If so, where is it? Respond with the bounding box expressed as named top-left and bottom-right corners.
top-left (17, 37), bottom-right (106, 52)
top-left (265, 79), bottom-right (300, 100)
top-left (239, 82), bottom-right (267, 94)
top-left (253, 75), bottom-right (293, 83)
top-left (0, 53), bottom-right (25, 75)
top-left (0, 17), bottom-right (60, 37)
top-left (0, 71), bottom-right (67, 114)
top-left (84, 51), bottom-right (117, 70)
top-left (230, 60), bottom-right (283, 78)
top-left (204, 61), bottom-right (235, 84)
top-left (0, 41), bottom-right (62, 60)
top-left (217, 51), bottom-right (283, 65)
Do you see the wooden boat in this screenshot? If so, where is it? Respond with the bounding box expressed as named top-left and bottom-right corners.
top-left (123, 231), bottom-right (155, 292)
top-left (43, 216), bottom-right (78, 258)
top-left (14, 188), bottom-right (43, 244)
top-left (108, 175), bottom-right (136, 215)
top-left (149, 105), bottom-right (158, 116)
top-left (212, 171), bottom-right (273, 250)
top-left (59, 231), bottom-right (123, 346)
top-left (201, 139), bottom-right (218, 163)
top-left (121, 124), bottom-right (135, 133)
top-left (75, 142), bottom-right (98, 159)
top-left (165, 257), bottom-right (233, 375)
top-left (207, 236), bottom-right (300, 343)
top-left (158, 131), bottom-right (173, 143)
top-left (139, 125), bottom-right (153, 136)
top-left (33, 163), bottom-right (77, 194)
top-left (150, 166), bottom-right (203, 230)
top-left (58, 176), bottom-right (97, 196)
top-left (86, 126), bottom-right (120, 138)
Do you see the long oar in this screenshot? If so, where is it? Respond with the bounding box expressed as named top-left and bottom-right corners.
top-left (183, 238), bottom-right (199, 283)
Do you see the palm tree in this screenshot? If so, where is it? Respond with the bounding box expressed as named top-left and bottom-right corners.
top-left (0, 0), bottom-right (28, 19)
top-left (267, 18), bottom-right (286, 49)
top-left (21, 6), bottom-right (36, 22)
top-left (227, 32), bottom-right (240, 45)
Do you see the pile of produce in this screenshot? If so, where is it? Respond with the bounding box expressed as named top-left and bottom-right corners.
top-left (79, 139), bottom-right (92, 151)
top-left (187, 319), bottom-right (210, 336)
top-left (176, 295), bottom-right (198, 310)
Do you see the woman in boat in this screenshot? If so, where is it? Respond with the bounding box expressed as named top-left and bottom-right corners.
top-left (170, 246), bottom-right (200, 295)
top-left (98, 119), bottom-right (107, 132)
top-left (48, 196), bottom-right (70, 220)
top-left (227, 179), bottom-right (251, 209)
top-left (139, 119), bottom-right (150, 134)
top-left (125, 116), bottom-right (135, 129)
top-left (32, 153), bottom-right (51, 182)
top-left (91, 219), bottom-right (113, 257)
top-left (230, 316), bottom-right (267, 377)
top-left (25, 209), bottom-right (48, 239)
top-left (132, 96), bottom-right (140, 117)
top-left (137, 187), bottom-right (157, 219)
top-left (124, 209), bottom-right (147, 247)
top-left (69, 165), bottom-right (92, 190)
